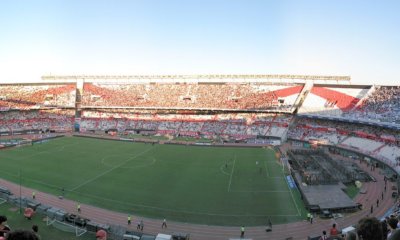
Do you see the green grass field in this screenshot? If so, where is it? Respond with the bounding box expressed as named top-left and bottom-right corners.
top-left (0, 136), bottom-right (306, 226)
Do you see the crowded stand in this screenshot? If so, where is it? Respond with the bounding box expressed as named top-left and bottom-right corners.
top-left (81, 83), bottom-right (303, 111)
top-left (0, 84), bottom-right (76, 109)
top-left (79, 110), bottom-right (292, 142)
top-left (288, 117), bottom-right (400, 172)
top-left (298, 85), bottom-right (400, 129)
top-left (288, 118), bottom-right (400, 144)
top-left (179, 121), bottom-right (203, 133)
top-left (0, 109), bottom-right (74, 134)
top-left (343, 86), bottom-right (400, 126)
top-left (3, 79), bottom-right (400, 240)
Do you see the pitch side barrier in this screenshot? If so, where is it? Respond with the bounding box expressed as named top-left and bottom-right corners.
top-left (31, 135), bottom-right (65, 144)
top-left (0, 129), bottom-right (42, 136)
top-left (74, 133), bottom-right (280, 148)
top-left (0, 135), bottom-right (65, 150)
top-left (164, 141), bottom-right (262, 148)
top-left (0, 144), bottom-right (17, 150)
top-left (73, 133), bottom-right (158, 144)
top-left (0, 129), bottom-right (71, 136)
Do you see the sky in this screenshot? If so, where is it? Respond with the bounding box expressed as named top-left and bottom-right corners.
top-left (0, 0), bottom-right (399, 85)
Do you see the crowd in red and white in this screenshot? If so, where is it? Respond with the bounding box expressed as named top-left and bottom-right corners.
top-left (79, 110), bottom-right (292, 140)
top-left (0, 84), bottom-right (76, 109)
top-left (0, 110), bottom-right (74, 133)
top-left (344, 86), bottom-right (400, 125)
top-left (81, 83), bottom-right (296, 111)
top-left (288, 117), bottom-right (400, 171)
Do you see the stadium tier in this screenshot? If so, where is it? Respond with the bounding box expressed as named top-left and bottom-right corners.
top-left (1, 76), bottom-right (400, 239)
top-left (288, 117), bottom-right (400, 172)
top-left (298, 85), bottom-right (400, 128)
top-left (344, 86), bottom-right (400, 126)
top-left (81, 82), bottom-right (303, 111)
top-left (0, 109), bottom-right (75, 134)
top-left (0, 78), bottom-right (399, 166)
top-left (0, 83), bottom-right (76, 109)
top-left (297, 84), bottom-right (371, 116)
top-left (79, 110), bottom-right (291, 141)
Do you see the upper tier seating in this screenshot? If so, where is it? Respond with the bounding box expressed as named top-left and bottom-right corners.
top-left (0, 84), bottom-right (76, 109)
top-left (343, 86), bottom-right (400, 126)
top-left (298, 85), bottom-right (370, 116)
top-left (81, 83), bottom-right (303, 111)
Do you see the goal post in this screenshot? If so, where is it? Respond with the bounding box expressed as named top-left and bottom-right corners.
top-left (46, 217), bottom-right (56, 226)
top-left (46, 217), bottom-right (87, 237)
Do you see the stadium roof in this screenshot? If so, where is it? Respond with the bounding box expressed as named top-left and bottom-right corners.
top-left (42, 74), bottom-right (351, 84)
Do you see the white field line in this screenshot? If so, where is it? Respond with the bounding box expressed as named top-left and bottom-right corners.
top-left (227, 155), bottom-right (236, 192)
top-left (264, 159), bottom-right (270, 177)
top-left (230, 190), bottom-right (290, 193)
top-left (70, 146), bottom-right (154, 191)
top-left (285, 176), bottom-right (302, 216)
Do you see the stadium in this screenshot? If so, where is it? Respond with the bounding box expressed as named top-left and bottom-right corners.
top-left (0, 74), bottom-right (399, 240)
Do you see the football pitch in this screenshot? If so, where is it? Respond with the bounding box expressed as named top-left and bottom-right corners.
top-left (0, 136), bottom-right (306, 226)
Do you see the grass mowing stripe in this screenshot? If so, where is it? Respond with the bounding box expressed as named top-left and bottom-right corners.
top-left (0, 137), bottom-right (306, 225)
top-left (69, 146), bottom-right (155, 191)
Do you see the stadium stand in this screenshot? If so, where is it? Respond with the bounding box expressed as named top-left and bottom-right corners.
top-left (79, 110), bottom-right (292, 142)
top-left (288, 117), bottom-right (400, 172)
top-left (0, 110), bottom-right (74, 134)
top-left (344, 86), bottom-right (400, 126)
top-left (81, 83), bottom-right (303, 111)
top-left (0, 84), bottom-right (76, 109)
top-left (2, 77), bottom-right (400, 240)
top-left (298, 85), bottom-right (370, 116)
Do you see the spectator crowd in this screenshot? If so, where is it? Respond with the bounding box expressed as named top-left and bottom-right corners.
top-left (81, 83), bottom-right (300, 111)
top-left (0, 84), bottom-right (76, 109)
top-left (344, 86), bottom-right (400, 126)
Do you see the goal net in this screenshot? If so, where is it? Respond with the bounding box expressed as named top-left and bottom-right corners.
top-left (46, 217), bottom-right (87, 237)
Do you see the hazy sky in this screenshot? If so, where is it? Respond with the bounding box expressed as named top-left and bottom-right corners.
top-left (0, 0), bottom-right (399, 85)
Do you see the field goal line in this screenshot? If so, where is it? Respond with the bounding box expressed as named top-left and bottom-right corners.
top-left (46, 217), bottom-right (87, 237)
